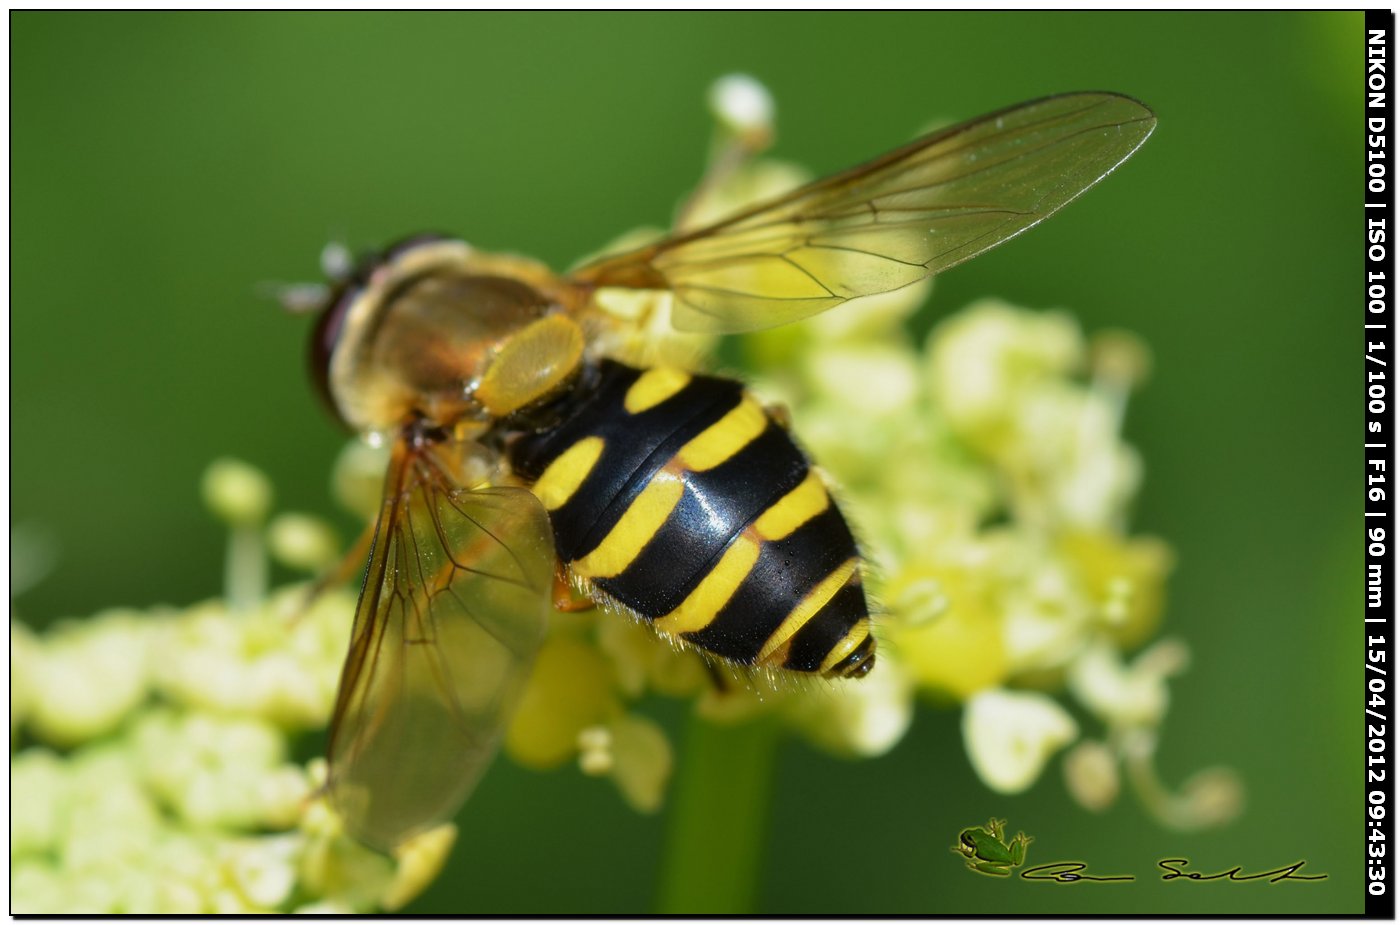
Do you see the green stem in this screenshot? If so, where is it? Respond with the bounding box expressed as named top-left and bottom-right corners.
top-left (226, 523), bottom-right (266, 613)
top-left (656, 713), bottom-right (779, 914)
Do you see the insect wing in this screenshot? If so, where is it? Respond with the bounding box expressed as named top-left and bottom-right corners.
top-left (327, 440), bottom-right (554, 851)
top-left (570, 92), bottom-right (1156, 333)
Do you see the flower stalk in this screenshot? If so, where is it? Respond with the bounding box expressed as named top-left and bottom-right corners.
top-left (657, 713), bottom-right (780, 914)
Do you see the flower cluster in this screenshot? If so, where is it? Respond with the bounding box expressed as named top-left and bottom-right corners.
top-left (10, 461), bottom-right (452, 914)
top-left (748, 296), bottom-right (1239, 827)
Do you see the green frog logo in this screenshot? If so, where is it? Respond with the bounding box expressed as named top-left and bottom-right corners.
top-left (953, 818), bottom-right (1033, 877)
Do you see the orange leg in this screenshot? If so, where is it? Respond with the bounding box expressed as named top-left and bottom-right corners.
top-left (553, 564), bottom-right (597, 613)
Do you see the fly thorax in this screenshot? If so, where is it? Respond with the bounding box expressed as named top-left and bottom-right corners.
top-left (325, 252), bottom-right (583, 431)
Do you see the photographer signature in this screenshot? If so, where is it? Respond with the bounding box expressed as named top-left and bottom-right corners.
top-left (1020, 859), bottom-right (1328, 884)
top-left (953, 819), bottom-right (1327, 884)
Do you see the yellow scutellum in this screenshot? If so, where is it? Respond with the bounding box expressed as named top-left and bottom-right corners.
top-left (10, 76), bottom-right (1236, 914)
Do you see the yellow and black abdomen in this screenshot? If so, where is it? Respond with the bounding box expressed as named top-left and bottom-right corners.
top-left (508, 359), bottom-right (874, 679)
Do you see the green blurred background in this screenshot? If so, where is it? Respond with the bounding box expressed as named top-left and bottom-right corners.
top-left (12, 11), bottom-right (1361, 914)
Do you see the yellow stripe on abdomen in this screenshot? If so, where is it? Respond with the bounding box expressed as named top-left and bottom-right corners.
top-left (753, 469), bottom-right (830, 541)
top-left (652, 535), bottom-right (761, 636)
top-left (530, 436), bottom-right (605, 511)
top-left (820, 619), bottom-right (873, 675)
top-left (571, 472), bottom-right (684, 579)
top-left (624, 367), bottom-right (691, 413)
top-left (756, 558), bottom-right (859, 664)
top-left (675, 397), bottom-right (768, 472)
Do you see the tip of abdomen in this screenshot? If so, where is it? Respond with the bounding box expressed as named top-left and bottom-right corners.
top-left (824, 633), bottom-right (876, 679)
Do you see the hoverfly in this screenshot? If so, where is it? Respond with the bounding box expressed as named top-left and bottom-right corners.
top-left (306, 91), bottom-right (1156, 850)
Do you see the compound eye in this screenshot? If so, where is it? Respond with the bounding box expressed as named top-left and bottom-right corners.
top-left (309, 281), bottom-right (360, 425)
top-left (305, 234), bottom-right (469, 428)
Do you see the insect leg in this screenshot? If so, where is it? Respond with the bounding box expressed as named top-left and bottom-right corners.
top-left (552, 565), bottom-right (596, 613)
top-left (701, 657), bottom-right (732, 695)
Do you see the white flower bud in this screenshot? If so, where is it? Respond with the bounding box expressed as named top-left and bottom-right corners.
top-left (786, 655), bottom-right (913, 758)
top-left (708, 74), bottom-right (774, 141)
top-left (1176, 766), bottom-right (1245, 829)
top-left (1090, 328), bottom-right (1153, 392)
top-left (607, 714), bottom-right (673, 814)
top-left (11, 748), bottom-right (66, 857)
top-left (11, 620), bottom-right (38, 738)
top-left (267, 513), bottom-right (340, 573)
top-left (1063, 739), bottom-right (1120, 812)
top-left (332, 440), bottom-right (390, 522)
top-left (803, 343), bottom-right (921, 416)
top-left (224, 835), bottom-right (299, 909)
top-left (577, 724), bottom-right (614, 775)
top-left (1068, 638), bottom-right (1186, 730)
top-left (28, 613), bottom-right (152, 747)
top-left (12, 860), bottom-right (64, 914)
top-left (202, 458), bottom-right (274, 526)
top-left (964, 688), bottom-right (1078, 793)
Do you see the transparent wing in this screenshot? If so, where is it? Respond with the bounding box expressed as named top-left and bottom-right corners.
top-left (327, 436), bottom-right (555, 851)
top-left (570, 92), bottom-right (1156, 333)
